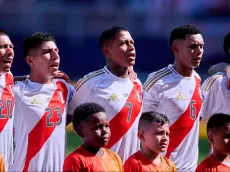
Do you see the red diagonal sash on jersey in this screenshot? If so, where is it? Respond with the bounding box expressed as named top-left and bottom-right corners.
top-left (22, 81), bottom-right (68, 172)
top-left (106, 82), bottom-right (142, 149)
top-left (165, 77), bottom-right (202, 158)
top-left (0, 73), bottom-right (14, 133)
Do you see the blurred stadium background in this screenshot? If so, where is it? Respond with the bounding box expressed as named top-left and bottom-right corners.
top-left (2, 0), bottom-right (230, 163)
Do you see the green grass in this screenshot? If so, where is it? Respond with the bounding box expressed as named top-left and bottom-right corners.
top-left (66, 132), bottom-right (209, 163)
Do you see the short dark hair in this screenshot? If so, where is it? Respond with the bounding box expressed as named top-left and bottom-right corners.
top-left (207, 113), bottom-right (230, 134)
top-left (223, 33), bottom-right (230, 56)
top-left (99, 26), bottom-right (128, 49)
top-left (72, 102), bottom-right (106, 132)
top-left (22, 32), bottom-right (56, 58)
top-left (138, 111), bottom-right (170, 130)
top-left (0, 29), bottom-right (8, 37)
top-left (169, 24), bottom-right (201, 45)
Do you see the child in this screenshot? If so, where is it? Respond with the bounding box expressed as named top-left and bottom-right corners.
top-left (0, 153), bottom-right (5, 172)
top-left (196, 113), bottom-right (230, 171)
top-left (124, 111), bottom-right (176, 171)
top-left (63, 102), bottom-right (123, 171)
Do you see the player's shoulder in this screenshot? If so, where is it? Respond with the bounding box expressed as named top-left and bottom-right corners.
top-left (144, 66), bottom-right (173, 92)
top-left (75, 68), bottom-right (106, 91)
top-left (202, 72), bottom-right (226, 92)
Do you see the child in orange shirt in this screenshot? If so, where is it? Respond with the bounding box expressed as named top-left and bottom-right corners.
top-left (0, 153), bottom-right (5, 172)
top-left (124, 111), bottom-right (176, 172)
top-left (196, 113), bottom-right (230, 172)
top-left (63, 102), bottom-right (123, 172)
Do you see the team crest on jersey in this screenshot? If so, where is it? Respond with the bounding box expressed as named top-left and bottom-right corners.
top-left (7, 85), bottom-right (14, 96)
top-left (58, 92), bottom-right (65, 104)
top-left (134, 91), bottom-right (142, 103)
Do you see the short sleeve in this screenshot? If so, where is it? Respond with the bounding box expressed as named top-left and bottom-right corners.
top-left (142, 73), bottom-right (163, 113)
top-left (200, 75), bottom-right (225, 119)
top-left (63, 155), bottom-right (82, 172)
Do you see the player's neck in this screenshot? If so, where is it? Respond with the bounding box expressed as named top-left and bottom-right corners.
top-left (173, 63), bottom-right (193, 77)
top-left (106, 63), bottom-right (129, 78)
top-left (81, 144), bottom-right (104, 157)
top-left (141, 146), bottom-right (161, 165)
top-left (212, 151), bottom-right (230, 163)
top-left (29, 72), bottom-right (52, 84)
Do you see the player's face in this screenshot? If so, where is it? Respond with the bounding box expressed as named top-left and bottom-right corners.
top-left (175, 34), bottom-right (204, 69)
top-left (82, 112), bottom-right (110, 148)
top-left (107, 31), bottom-right (135, 68)
top-left (142, 122), bottom-right (170, 153)
top-left (212, 124), bottom-right (230, 155)
top-left (0, 35), bottom-right (14, 73)
top-left (28, 41), bottom-right (60, 76)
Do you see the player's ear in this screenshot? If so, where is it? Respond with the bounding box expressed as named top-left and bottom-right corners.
top-left (76, 126), bottom-right (84, 138)
top-left (171, 42), bottom-right (178, 55)
top-left (102, 44), bottom-right (110, 57)
top-left (25, 56), bottom-right (34, 67)
top-left (138, 131), bottom-right (145, 142)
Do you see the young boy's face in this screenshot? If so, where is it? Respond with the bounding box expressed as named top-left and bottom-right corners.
top-left (81, 112), bottom-right (110, 148)
top-left (209, 124), bottom-right (230, 155)
top-left (140, 122), bottom-right (170, 153)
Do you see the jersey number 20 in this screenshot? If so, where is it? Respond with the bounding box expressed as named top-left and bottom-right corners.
top-left (0, 99), bottom-right (13, 119)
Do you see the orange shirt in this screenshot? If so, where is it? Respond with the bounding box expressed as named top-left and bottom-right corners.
top-left (196, 155), bottom-right (230, 172)
top-left (124, 150), bottom-right (177, 172)
top-left (63, 146), bottom-right (123, 172)
top-left (0, 154), bottom-right (5, 172)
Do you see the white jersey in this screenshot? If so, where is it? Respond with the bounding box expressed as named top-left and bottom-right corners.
top-left (201, 72), bottom-right (229, 119)
top-left (143, 65), bottom-right (202, 171)
top-left (0, 72), bottom-right (14, 170)
top-left (69, 67), bottom-right (143, 163)
top-left (10, 79), bottom-right (74, 171)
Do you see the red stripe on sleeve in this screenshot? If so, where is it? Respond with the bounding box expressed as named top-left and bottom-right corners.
top-left (0, 73), bottom-right (14, 133)
top-left (106, 82), bottom-right (142, 149)
top-left (22, 81), bottom-right (68, 172)
top-left (165, 77), bottom-right (202, 158)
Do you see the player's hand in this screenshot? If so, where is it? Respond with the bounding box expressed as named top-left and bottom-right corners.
top-left (53, 70), bottom-right (70, 83)
top-left (128, 66), bottom-right (137, 81)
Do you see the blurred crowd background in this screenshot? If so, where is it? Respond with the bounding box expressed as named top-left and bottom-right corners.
top-left (1, 0), bottom-right (230, 162)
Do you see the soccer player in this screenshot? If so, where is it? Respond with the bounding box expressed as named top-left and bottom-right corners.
top-left (124, 111), bottom-right (176, 172)
top-left (0, 29), bottom-right (14, 170)
top-left (196, 113), bottom-right (230, 171)
top-left (63, 102), bottom-right (123, 171)
top-left (10, 32), bottom-right (76, 171)
top-left (68, 26), bottom-right (143, 163)
top-left (0, 153), bottom-right (5, 172)
top-left (201, 33), bottom-right (230, 120)
top-left (143, 24), bottom-right (204, 171)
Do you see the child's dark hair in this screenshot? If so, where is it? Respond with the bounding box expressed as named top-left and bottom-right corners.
top-left (22, 32), bottom-right (56, 58)
top-left (138, 111), bottom-right (169, 130)
top-left (207, 113), bottom-right (230, 134)
top-left (72, 102), bottom-right (106, 132)
top-left (223, 33), bottom-right (230, 56)
top-left (99, 26), bottom-right (128, 49)
top-left (0, 29), bottom-right (8, 37)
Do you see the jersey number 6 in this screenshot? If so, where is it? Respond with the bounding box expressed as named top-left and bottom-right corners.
top-left (190, 100), bottom-right (196, 120)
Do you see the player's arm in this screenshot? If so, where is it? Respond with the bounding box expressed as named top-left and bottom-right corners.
top-left (14, 75), bottom-right (29, 81)
top-left (200, 75), bottom-right (224, 120)
top-left (142, 73), bottom-right (162, 112)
